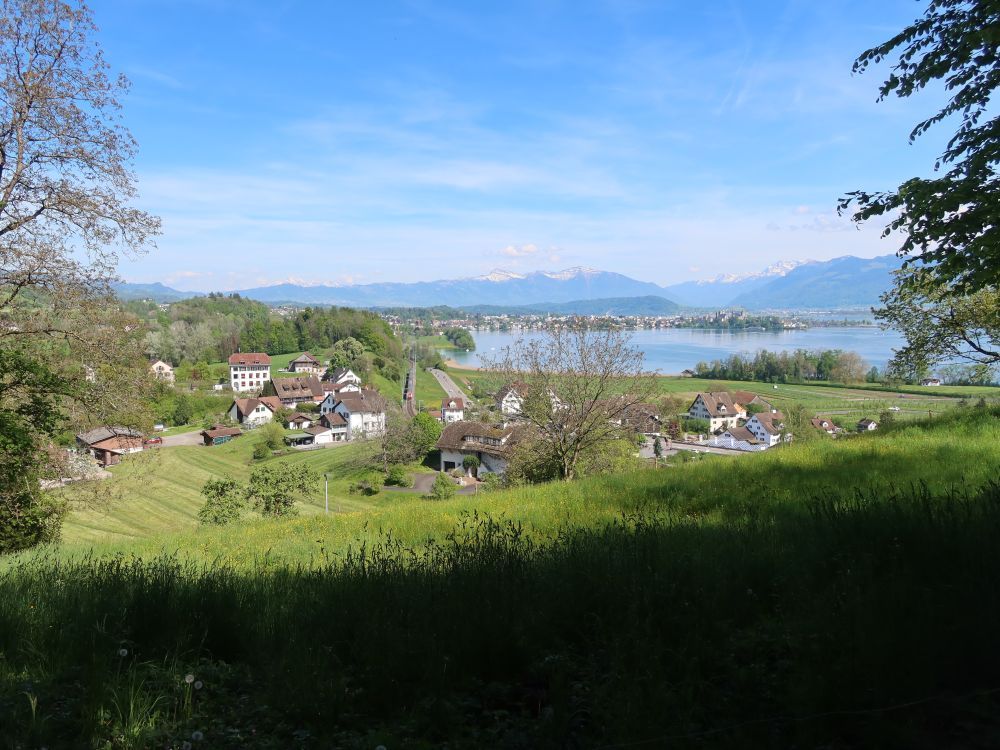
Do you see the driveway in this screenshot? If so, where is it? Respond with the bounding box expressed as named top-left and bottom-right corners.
top-left (383, 471), bottom-right (480, 496)
top-left (160, 430), bottom-right (204, 447)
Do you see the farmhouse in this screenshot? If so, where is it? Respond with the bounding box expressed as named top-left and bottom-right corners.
top-left (810, 418), bottom-right (838, 435)
top-left (318, 411), bottom-right (349, 442)
top-left (745, 411), bottom-right (786, 446)
top-left (326, 367), bottom-right (362, 386)
top-left (441, 397), bottom-right (465, 423)
top-left (436, 420), bottom-right (523, 477)
top-left (688, 392), bottom-right (746, 432)
top-left (288, 352), bottom-right (323, 374)
top-left (76, 427), bottom-right (144, 467)
top-left (266, 375), bottom-right (324, 406)
top-left (920, 377), bottom-right (942, 386)
top-left (858, 418), bottom-right (879, 432)
top-left (286, 412), bottom-right (314, 429)
top-left (229, 352), bottom-right (271, 393)
top-left (228, 396), bottom-right (283, 428)
top-left (149, 359), bottom-right (175, 384)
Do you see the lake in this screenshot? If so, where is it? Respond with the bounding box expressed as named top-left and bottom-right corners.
top-left (443, 326), bottom-right (907, 373)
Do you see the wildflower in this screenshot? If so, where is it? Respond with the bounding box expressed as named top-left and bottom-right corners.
top-left (194, 680), bottom-right (203, 690)
top-left (191, 730), bottom-right (204, 741)
top-left (118, 648), bottom-right (128, 657)
top-left (182, 743), bottom-right (192, 750)
top-left (184, 674), bottom-right (195, 684)
top-left (375, 745), bottom-right (387, 750)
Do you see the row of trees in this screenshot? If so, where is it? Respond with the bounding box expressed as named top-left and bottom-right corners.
top-left (694, 349), bottom-right (869, 384)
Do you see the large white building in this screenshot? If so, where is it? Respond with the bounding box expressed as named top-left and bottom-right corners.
top-left (229, 352), bottom-right (271, 393)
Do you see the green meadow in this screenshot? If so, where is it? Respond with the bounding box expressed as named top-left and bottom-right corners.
top-left (5, 408), bottom-right (1000, 746)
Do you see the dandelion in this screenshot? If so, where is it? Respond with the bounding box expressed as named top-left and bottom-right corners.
top-left (191, 730), bottom-right (204, 741)
top-left (375, 745), bottom-right (387, 750)
top-left (194, 680), bottom-right (203, 690)
top-left (117, 648), bottom-right (128, 657)
top-left (182, 743), bottom-right (192, 750)
top-left (184, 674), bottom-right (195, 684)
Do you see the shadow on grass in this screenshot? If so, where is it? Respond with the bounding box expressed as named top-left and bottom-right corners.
top-left (4, 480), bottom-right (1000, 747)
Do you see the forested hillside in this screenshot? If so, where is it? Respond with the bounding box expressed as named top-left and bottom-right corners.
top-left (129, 294), bottom-right (403, 374)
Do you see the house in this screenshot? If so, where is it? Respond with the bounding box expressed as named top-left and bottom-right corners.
top-left (286, 412), bottom-right (314, 429)
top-left (732, 391), bottom-right (774, 412)
top-left (326, 389), bottom-right (386, 439)
top-left (680, 369), bottom-right (697, 378)
top-left (496, 382), bottom-right (527, 416)
top-left (920, 377), bottom-right (942, 386)
top-left (288, 352), bottom-right (323, 375)
top-left (229, 352), bottom-right (271, 393)
top-left (441, 397), bottom-right (465, 423)
top-left (76, 427), bottom-right (144, 467)
top-left (326, 367), bottom-right (362, 386)
top-left (228, 396), bottom-right (283, 428)
top-left (858, 418), bottom-right (879, 432)
top-left (319, 411), bottom-right (349, 442)
top-left (305, 423), bottom-right (340, 444)
top-left (688, 392), bottom-right (746, 432)
top-left (201, 425), bottom-right (242, 446)
top-left (710, 425), bottom-right (768, 452)
top-left (321, 380), bottom-right (361, 396)
top-left (149, 359), bottom-right (175, 384)
top-left (810, 418), bottom-right (838, 435)
top-left (745, 411), bottom-right (786, 447)
top-left (266, 375), bottom-right (324, 406)
top-left (435, 420), bottom-right (524, 477)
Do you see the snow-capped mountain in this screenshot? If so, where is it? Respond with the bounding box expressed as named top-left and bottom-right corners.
top-left (664, 259), bottom-right (815, 306)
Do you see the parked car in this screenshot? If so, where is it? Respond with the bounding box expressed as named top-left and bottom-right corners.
top-left (144, 436), bottom-right (163, 446)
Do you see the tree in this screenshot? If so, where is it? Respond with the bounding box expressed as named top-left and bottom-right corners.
top-left (462, 454), bottom-right (480, 477)
top-left (197, 478), bottom-right (244, 526)
top-left (330, 337), bottom-right (365, 369)
top-left (173, 395), bottom-right (194, 426)
top-left (653, 436), bottom-right (664, 461)
top-left (875, 267), bottom-right (1000, 381)
top-left (410, 412), bottom-right (443, 456)
top-left (261, 421), bottom-right (286, 451)
top-left (480, 326), bottom-right (658, 481)
top-left (246, 464), bottom-right (317, 517)
top-left (829, 351), bottom-right (868, 384)
top-left (0, 0), bottom-right (160, 551)
top-left (839, 0), bottom-right (1000, 293)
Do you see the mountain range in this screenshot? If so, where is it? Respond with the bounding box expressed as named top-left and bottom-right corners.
top-left (116, 254), bottom-right (902, 310)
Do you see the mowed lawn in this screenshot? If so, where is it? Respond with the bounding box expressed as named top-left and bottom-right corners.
top-left (58, 437), bottom-right (382, 544)
top-left (44, 408), bottom-right (1000, 566)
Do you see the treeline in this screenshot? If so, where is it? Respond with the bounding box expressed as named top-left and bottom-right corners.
top-left (130, 294), bottom-right (402, 369)
top-left (443, 327), bottom-right (475, 350)
top-left (695, 348), bottom-right (869, 383)
top-left (685, 315), bottom-right (786, 331)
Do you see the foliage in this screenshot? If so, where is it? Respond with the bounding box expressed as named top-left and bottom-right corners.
top-left (481, 326), bottom-right (658, 480)
top-left (0, 0), bottom-right (158, 551)
top-left (385, 465), bottom-right (412, 487)
top-left (196, 478), bottom-right (244, 526)
top-left (410, 412), bottom-right (443, 455)
top-left (246, 464), bottom-right (318, 517)
top-left (875, 267), bottom-right (1000, 381)
top-left (329, 336), bottom-right (365, 369)
top-left (252, 442), bottom-right (270, 461)
top-left (696, 348), bottom-right (868, 383)
top-left (261, 422), bottom-right (286, 452)
top-left (652, 436), bottom-right (663, 458)
top-left (680, 416), bottom-right (710, 434)
top-left (428, 472), bottom-right (456, 500)
top-left (349, 473), bottom-right (384, 496)
top-left (462, 454), bottom-right (481, 473)
top-left (840, 0), bottom-right (1000, 293)
top-left (782, 403), bottom-right (818, 443)
top-left (443, 327), bottom-right (476, 350)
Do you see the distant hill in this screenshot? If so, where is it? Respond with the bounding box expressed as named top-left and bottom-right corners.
top-left (112, 282), bottom-right (195, 302)
top-left (728, 254), bottom-right (901, 309)
top-left (233, 267), bottom-right (669, 307)
top-left (462, 295), bottom-right (682, 316)
top-left (663, 260), bottom-right (812, 307)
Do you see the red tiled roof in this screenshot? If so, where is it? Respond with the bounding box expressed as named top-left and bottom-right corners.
top-left (228, 352), bottom-right (271, 366)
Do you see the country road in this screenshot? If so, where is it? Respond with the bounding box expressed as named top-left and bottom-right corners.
top-left (430, 368), bottom-right (471, 403)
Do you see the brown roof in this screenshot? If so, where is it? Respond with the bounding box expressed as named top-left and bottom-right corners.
top-left (810, 418), bottom-right (835, 432)
top-left (202, 426), bottom-right (242, 439)
top-left (77, 426), bottom-right (144, 446)
top-left (724, 425), bottom-right (761, 444)
top-left (435, 420), bottom-right (524, 458)
top-left (232, 396), bottom-right (283, 419)
top-left (334, 388), bottom-right (386, 415)
top-left (271, 376), bottom-right (324, 401)
top-left (287, 412), bottom-right (312, 423)
top-left (290, 352), bottom-right (320, 364)
top-left (752, 412), bottom-right (785, 434)
top-left (693, 392), bottom-right (744, 418)
top-left (90, 435), bottom-right (144, 454)
top-left (442, 397), bottom-right (465, 410)
top-left (320, 412), bottom-right (348, 428)
top-left (303, 424), bottom-right (332, 436)
top-left (228, 352), bottom-right (271, 366)
top-left (732, 391), bottom-right (772, 410)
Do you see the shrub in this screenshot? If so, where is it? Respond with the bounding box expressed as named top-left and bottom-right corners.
top-left (252, 442), bottom-right (270, 461)
top-left (479, 472), bottom-right (503, 493)
top-left (462, 455), bottom-right (481, 475)
top-left (428, 472), bottom-right (456, 500)
top-left (385, 465), bottom-right (412, 487)
top-left (197, 478), bottom-right (244, 526)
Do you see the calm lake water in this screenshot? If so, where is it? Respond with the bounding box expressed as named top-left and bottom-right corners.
top-left (444, 327), bottom-right (907, 373)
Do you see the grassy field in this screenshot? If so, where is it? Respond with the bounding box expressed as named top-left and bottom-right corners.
top-left (414, 365), bottom-right (448, 408)
top-left (6, 408), bottom-right (1000, 746)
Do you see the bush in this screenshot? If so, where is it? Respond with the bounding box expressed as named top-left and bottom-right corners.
top-left (385, 465), bottom-right (412, 487)
top-left (479, 472), bottom-right (503, 493)
top-left (197, 478), bottom-right (244, 526)
top-left (428, 472), bottom-right (456, 500)
top-left (252, 442), bottom-right (270, 461)
top-left (349, 473), bottom-right (385, 496)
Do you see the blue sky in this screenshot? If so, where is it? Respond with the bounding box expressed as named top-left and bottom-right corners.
top-left (97, 0), bottom-right (949, 291)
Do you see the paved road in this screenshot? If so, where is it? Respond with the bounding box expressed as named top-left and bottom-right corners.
top-left (430, 368), bottom-right (471, 403)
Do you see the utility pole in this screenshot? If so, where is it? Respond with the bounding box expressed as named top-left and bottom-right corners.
top-left (324, 473), bottom-right (329, 515)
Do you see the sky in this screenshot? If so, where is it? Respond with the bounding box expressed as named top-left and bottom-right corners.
top-left (94, 0), bottom-right (951, 291)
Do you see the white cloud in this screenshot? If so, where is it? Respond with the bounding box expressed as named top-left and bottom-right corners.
top-left (499, 243), bottom-right (539, 258)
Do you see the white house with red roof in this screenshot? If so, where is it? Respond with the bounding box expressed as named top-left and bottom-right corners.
top-left (229, 352), bottom-right (271, 392)
top-left (440, 397), bottom-right (465, 423)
